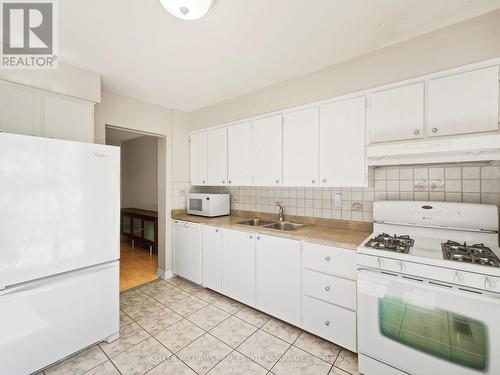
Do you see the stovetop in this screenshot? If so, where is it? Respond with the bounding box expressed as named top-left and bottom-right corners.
top-left (442, 241), bottom-right (500, 267)
top-left (364, 233), bottom-right (415, 254)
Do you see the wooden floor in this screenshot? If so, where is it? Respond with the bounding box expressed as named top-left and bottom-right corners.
top-left (120, 237), bottom-right (158, 291)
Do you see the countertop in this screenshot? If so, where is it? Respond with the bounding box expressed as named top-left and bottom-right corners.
top-left (171, 210), bottom-right (372, 250)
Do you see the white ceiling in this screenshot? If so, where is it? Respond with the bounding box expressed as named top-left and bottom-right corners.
top-left (59, 0), bottom-right (500, 112)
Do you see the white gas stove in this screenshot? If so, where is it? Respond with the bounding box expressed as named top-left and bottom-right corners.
top-left (356, 201), bottom-right (500, 375)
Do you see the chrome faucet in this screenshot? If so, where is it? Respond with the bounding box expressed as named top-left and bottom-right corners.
top-left (276, 201), bottom-right (285, 222)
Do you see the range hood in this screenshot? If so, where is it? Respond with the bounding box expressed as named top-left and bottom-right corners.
top-left (367, 133), bottom-right (500, 166)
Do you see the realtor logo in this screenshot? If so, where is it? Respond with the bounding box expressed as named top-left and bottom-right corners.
top-left (1, 0), bottom-right (58, 69)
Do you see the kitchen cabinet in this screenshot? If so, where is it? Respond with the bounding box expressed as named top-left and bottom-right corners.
top-left (173, 220), bottom-right (202, 284)
top-left (320, 97), bottom-right (366, 187)
top-left (207, 127), bottom-right (228, 186)
top-left (190, 131), bottom-right (208, 185)
top-left (202, 225), bottom-right (222, 291)
top-left (283, 107), bottom-right (320, 186)
top-left (256, 234), bottom-right (301, 326)
top-left (427, 66), bottom-right (499, 137)
top-left (253, 114), bottom-right (282, 186)
top-left (0, 82), bottom-right (42, 137)
top-left (221, 228), bottom-right (256, 306)
top-left (227, 121), bottom-right (252, 186)
top-left (42, 94), bottom-right (94, 143)
top-left (368, 82), bottom-right (424, 143)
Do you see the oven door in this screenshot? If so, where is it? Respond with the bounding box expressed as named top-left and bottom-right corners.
top-left (187, 196), bottom-right (208, 215)
top-left (357, 267), bottom-right (500, 375)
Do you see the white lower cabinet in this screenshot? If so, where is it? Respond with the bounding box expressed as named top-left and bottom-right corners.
top-left (303, 269), bottom-right (356, 310)
top-left (256, 234), bottom-right (301, 326)
top-left (202, 225), bottom-right (222, 291)
top-left (302, 295), bottom-right (357, 352)
top-left (173, 220), bottom-right (202, 284)
top-left (221, 228), bottom-right (256, 307)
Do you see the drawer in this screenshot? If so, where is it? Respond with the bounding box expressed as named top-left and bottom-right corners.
top-left (303, 269), bottom-right (356, 311)
top-left (302, 242), bottom-right (356, 280)
top-left (302, 295), bottom-right (357, 352)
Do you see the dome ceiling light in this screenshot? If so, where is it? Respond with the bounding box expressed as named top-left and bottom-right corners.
top-left (160, 0), bottom-right (215, 20)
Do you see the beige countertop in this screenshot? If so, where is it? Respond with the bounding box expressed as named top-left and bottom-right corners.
top-left (171, 210), bottom-right (372, 250)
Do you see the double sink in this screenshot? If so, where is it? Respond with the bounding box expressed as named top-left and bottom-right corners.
top-left (236, 218), bottom-right (305, 231)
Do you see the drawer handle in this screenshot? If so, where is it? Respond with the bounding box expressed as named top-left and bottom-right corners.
top-left (249, 235), bottom-right (253, 239)
top-left (325, 286), bottom-right (330, 292)
top-left (324, 256), bottom-right (331, 262)
top-left (325, 321), bottom-right (330, 326)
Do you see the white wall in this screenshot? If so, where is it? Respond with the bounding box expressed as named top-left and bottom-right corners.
top-left (121, 136), bottom-right (158, 211)
top-left (188, 9), bottom-right (500, 130)
top-left (0, 61), bottom-right (101, 103)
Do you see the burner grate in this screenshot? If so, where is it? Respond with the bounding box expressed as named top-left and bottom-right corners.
top-left (442, 241), bottom-right (500, 268)
top-left (364, 233), bottom-right (414, 254)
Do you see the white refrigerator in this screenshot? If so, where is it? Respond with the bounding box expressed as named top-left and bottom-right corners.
top-left (0, 133), bottom-right (120, 375)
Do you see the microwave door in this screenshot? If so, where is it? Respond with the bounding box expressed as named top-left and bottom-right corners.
top-left (189, 198), bottom-right (203, 213)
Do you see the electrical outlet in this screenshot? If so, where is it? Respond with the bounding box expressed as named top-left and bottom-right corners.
top-left (334, 193), bottom-right (343, 208)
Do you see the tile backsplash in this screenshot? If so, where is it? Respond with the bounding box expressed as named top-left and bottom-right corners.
top-left (174, 161), bottom-right (500, 222)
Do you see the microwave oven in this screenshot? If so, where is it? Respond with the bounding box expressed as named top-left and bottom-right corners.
top-left (186, 193), bottom-right (230, 217)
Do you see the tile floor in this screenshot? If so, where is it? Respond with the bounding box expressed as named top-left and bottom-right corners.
top-left (40, 277), bottom-right (360, 375)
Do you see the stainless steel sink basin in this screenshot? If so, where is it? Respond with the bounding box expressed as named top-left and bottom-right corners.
top-left (262, 221), bottom-right (305, 231)
top-left (236, 218), bottom-right (276, 226)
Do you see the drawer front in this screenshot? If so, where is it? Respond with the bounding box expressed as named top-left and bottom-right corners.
top-left (302, 242), bottom-right (356, 280)
top-left (303, 269), bottom-right (356, 310)
top-left (302, 295), bottom-right (357, 352)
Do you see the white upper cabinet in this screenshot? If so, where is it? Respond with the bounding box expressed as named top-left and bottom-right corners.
top-left (43, 95), bottom-right (94, 143)
top-left (227, 121), bottom-right (252, 186)
top-left (368, 82), bottom-right (424, 143)
top-left (427, 66), bottom-right (499, 137)
top-left (190, 131), bottom-right (208, 185)
top-left (283, 107), bottom-right (320, 186)
top-left (320, 97), bottom-right (366, 187)
top-left (253, 114), bottom-right (282, 186)
top-left (0, 83), bottom-right (42, 137)
top-left (207, 127), bottom-right (228, 186)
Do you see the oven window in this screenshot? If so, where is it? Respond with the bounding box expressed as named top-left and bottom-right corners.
top-left (189, 198), bottom-right (203, 211)
top-left (379, 296), bottom-right (487, 371)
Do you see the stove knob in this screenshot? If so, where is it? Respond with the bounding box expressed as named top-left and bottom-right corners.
top-left (376, 258), bottom-right (384, 268)
top-left (484, 277), bottom-right (492, 290)
top-left (453, 271), bottom-right (462, 284)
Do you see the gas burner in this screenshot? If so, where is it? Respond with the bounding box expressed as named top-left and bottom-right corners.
top-left (364, 233), bottom-right (414, 254)
top-left (442, 241), bottom-right (500, 268)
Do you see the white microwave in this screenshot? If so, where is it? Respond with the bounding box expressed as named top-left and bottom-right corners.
top-left (187, 193), bottom-right (230, 217)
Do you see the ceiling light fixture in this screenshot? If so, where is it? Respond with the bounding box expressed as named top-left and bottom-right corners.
top-left (160, 0), bottom-right (215, 20)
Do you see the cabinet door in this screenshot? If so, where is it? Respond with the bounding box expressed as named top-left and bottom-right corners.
top-left (43, 95), bottom-right (94, 142)
top-left (121, 214), bottom-right (131, 234)
top-left (207, 127), bottom-right (228, 186)
top-left (227, 122), bottom-right (252, 186)
top-left (368, 82), bottom-right (424, 143)
top-left (253, 114), bottom-right (282, 186)
top-left (320, 97), bottom-right (366, 187)
top-left (0, 83), bottom-right (42, 136)
top-left (283, 107), bottom-right (319, 186)
top-left (202, 225), bottom-right (222, 291)
top-left (190, 131), bottom-right (208, 186)
top-left (256, 234), bottom-right (301, 326)
top-left (221, 229), bottom-right (255, 306)
top-left (427, 66), bottom-right (499, 137)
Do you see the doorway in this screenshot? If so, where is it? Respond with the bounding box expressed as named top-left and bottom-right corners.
top-left (106, 126), bottom-right (160, 291)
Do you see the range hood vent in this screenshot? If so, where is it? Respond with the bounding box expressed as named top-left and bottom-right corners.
top-left (367, 133), bottom-right (500, 166)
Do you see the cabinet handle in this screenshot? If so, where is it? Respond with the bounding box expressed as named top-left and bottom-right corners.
top-left (324, 256), bottom-right (331, 262)
top-left (215, 229), bottom-right (219, 233)
top-left (202, 180), bottom-right (206, 184)
top-left (322, 178), bottom-right (327, 183)
top-left (312, 179), bottom-right (316, 184)
top-left (228, 181), bottom-right (232, 184)
top-left (249, 235), bottom-right (253, 239)
top-left (413, 129), bottom-right (420, 135)
top-left (222, 181), bottom-right (226, 184)
top-left (432, 127), bottom-right (438, 133)
top-left (256, 235), bottom-right (261, 240)
top-left (325, 286), bottom-right (330, 292)
top-left (275, 179), bottom-right (280, 184)
top-left (325, 321), bottom-right (330, 326)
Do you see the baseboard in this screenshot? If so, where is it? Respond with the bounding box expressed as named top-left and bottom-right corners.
top-left (157, 269), bottom-right (174, 280)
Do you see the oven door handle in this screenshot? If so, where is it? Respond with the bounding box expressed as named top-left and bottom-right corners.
top-left (357, 267), bottom-right (500, 301)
